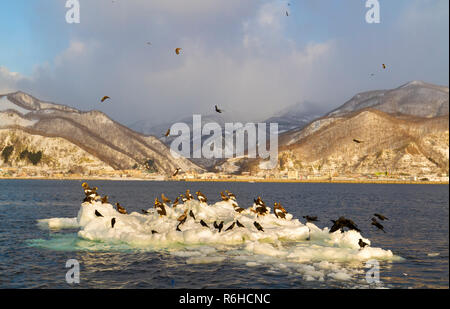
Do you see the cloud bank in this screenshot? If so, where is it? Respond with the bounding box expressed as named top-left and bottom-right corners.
top-left (1, 0), bottom-right (448, 127)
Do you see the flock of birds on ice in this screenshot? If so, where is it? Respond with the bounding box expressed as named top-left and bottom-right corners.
top-left (81, 182), bottom-right (389, 249)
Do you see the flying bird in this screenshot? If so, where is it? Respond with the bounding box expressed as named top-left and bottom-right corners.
top-left (100, 96), bottom-right (110, 103)
top-left (371, 218), bottom-right (386, 233)
top-left (286, 11), bottom-right (289, 16)
top-left (215, 105), bottom-right (223, 113)
top-left (172, 168), bottom-right (181, 177)
top-left (236, 220), bottom-right (245, 228)
top-left (382, 64), bottom-right (386, 69)
top-left (353, 139), bottom-right (363, 144)
top-left (175, 48), bottom-right (182, 55)
top-left (303, 215), bottom-right (318, 222)
top-left (164, 129), bottom-right (170, 137)
top-left (374, 213), bottom-right (388, 221)
top-left (329, 217), bottom-right (361, 233)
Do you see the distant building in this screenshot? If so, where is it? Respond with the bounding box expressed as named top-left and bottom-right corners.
top-left (287, 170), bottom-right (299, 180)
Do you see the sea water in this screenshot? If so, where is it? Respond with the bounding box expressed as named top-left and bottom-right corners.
top-left (0, 180), bottom-right (448, 288)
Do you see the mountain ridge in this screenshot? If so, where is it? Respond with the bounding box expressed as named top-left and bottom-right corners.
top-left (1, 92), bottom-right (203, 175)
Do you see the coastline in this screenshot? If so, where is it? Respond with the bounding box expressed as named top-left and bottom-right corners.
top-left (0, 176), bottom-right (448, 185)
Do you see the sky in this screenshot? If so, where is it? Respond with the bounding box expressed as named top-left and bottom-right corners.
top-left (0, 0), bottom-right (448, 127)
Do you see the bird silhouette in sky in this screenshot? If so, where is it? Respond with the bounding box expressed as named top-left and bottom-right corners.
top-left (100, 96), bottom-right (110, 103)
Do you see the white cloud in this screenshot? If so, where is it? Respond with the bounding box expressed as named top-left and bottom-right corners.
top-left (0, 66), bottom-right (24, 93)
top-left (3, 0), bottom-right (447, 127)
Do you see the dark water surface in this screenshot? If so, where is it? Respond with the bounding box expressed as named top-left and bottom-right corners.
top-left (0, 180), bottom-right (448, 288)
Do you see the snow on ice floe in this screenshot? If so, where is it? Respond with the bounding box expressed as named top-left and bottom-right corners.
top-left (36, 199), bottom-right (403, 283)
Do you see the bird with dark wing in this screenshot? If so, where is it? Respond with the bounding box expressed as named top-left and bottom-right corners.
top-left (220, 191), bottom-right (230, 201)
top-left (303, 215), bottom-right (318, 223)
top-left (359, 239), bottom-right (369, 249)
top-left (329, 217), bottom-right (361, 233)
top-left (116, 203), bottom-right (128, 215)
top-left (161, 193), bottom-right (171, 204)
top-left (200, 220), bottom-right (209, 228)
top-left (185, 189), bottom-right (194, 200)
top-left (214, 105), bottom-right (223, 113)
top-left (196, 191), bottom-right (208, 203)
top-left (233, 205), bottom-right (245, 214)
top-left (172, 168), bottom-right (181, 177)
top-left (225, 190), bottom-right (236, 201)
top-left (101, 195), bottom-right (109, 204)
top-left (189, 210), bottom-right (196, 220)
top-left (164, 129), bottom-right (170, 137)
top-left (175, 48), bottom-right (182, 55)
top-left (274, 202), bottom-right (287, 219)
top-left (225, 222), bottom-right (235, 231)
top-left (253, 221), bottom-right (264, 232)
top-left (100, 96), bottom-right (110, 103)
top-left (95, 210), bottom-right (104, 217)
top-left (353, 139), bottom-right (363, 144)
top-left (172, 196), bottom-right (180, 208)
top-left (157, 204), bottom-right (167, 216)
top-left (154, 198), bottom-right (167, 217)
top-left (371, 218), bottom-right (386, 233)
top-left (253, 197), bottom-right (269, 216)
top-left (154, 197), bottom-right (163, 209)
top-left (177, 209), bottom-right (188, 224)
top-left (374, 213), bottom-right (388, 221)
top-left (214, 221), bottom-right (224, 233)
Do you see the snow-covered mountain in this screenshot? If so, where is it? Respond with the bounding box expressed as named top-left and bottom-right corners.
top-left (129, 102), bottom-right (325, 169)
top-left (0, 92), bottom-right (203, 174)
top-left (215, 81), bottom-right (449, 177)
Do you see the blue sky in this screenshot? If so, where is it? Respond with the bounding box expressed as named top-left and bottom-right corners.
top-left (0, 0), bottom-right (448, 125)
